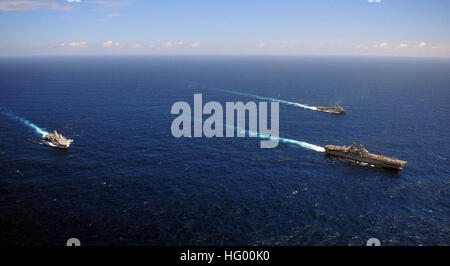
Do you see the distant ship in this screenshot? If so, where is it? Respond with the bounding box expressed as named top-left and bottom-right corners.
top-left (317, 104), bottom-right (346, 114)
top-left (43, 130), bottom-right (73, 149)
top-left (325, 143), bottom-right (407, 170)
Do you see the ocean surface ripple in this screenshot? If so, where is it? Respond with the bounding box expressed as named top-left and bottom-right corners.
top-left (0, 56), bottom-right (449, 245)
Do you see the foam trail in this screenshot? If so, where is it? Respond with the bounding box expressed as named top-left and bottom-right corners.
top-left (1, 112), bottom-right (48, 137)
top-left (214, 88), bottom-right (318, 111)
top-left (222, 122), bottom-right (325, 152)
top-left (209, 88), bottom-right (324, 151)
top-left (273, 136), bottom-right (325, 152)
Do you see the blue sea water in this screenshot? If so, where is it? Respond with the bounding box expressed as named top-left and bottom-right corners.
top-left (0, 56), bottom-right (448, 246)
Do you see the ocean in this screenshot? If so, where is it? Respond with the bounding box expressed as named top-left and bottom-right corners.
top-left (0, 55), bottom-right (448, 245)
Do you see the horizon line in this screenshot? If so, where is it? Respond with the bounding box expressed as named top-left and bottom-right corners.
top-left (1, 53), bottom-right (450, 60)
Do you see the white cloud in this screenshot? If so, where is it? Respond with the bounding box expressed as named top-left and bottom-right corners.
top-left (60, 41), bottom-right (87, 48)
top-left (155, 41), bottom-right (200, 49)
top-left (356, 43), bottom-right (368, 49)
top-left (368, 0), bottom-right (381, 3)
top-left (379, 42), bottom-right (388, 48)
top-left (52, 3), bottom-right (73, 10)
top-left (258, 42), bottom-right (267, 48)
top-left (415, 42), bottom-right (427, 49)
top-left (351, 41), bottom-right (450, 56)
top-left (0, 1), bottom-right (73, 11)
top-left (67, 0), bottom-right (81, 3)
top-left (103, 40), bottom-right (121, 47)
top-left (160, 41), bottom-right (180, 48)
top-left (372, 42), bottom-right (388, 49)
top-left (0, 1), bottom-right (47, 11)
top-left (107, 13), bottom-right (120, 17)
top-left (431, 45), bottom-right (450, 52)
top-left (68, 41), bottom-right (86, 48)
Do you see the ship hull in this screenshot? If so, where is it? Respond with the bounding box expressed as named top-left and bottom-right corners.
top-left (43, 140), bottom-right (71, 149)
top-left (317, 105), bottom-right (346, 114)
top-left (317, 109), bottom-right (346, 114)
top-left (325, 149), bottom-right (404, 170)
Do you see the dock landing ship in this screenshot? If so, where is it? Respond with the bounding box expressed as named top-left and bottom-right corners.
top-left (325, 143), bottom-right (407, 170)
top-left (317, 104), bottom-right (346, 114)
top-left (43, 130), bottom-right (73, 149)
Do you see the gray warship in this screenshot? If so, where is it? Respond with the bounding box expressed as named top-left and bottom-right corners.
top-left (317, 104), bottom-right (346, 114)
top-left (325, 143), bottom-right (407, 170)
top-left (43, 130), bottom-right (73, 149)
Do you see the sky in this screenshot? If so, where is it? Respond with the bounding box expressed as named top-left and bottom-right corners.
top-left (0, 0), bottom-right (449, 57)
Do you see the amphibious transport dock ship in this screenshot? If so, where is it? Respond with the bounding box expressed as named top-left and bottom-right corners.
top-left (44, 130), bottom-right (73, 149)
top-left (317, 104), bottom-right (346, 114)
top-left (325, 143), bottom-right (407, 170)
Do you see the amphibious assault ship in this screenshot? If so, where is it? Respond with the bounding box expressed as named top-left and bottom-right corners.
top-left (325, 143), bottom-right (407, 170)
top-left (317, 104), bottom-right (346, 114)
top-left (43, 130), bottom-right (73, 149)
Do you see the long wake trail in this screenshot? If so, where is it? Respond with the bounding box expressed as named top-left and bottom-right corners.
top-left (194, 117), bottom-right (325, 152)
top-left (229, 124), bottom-right (325, 152)
top-left (1, 111), bottom-right (49, 137)
top-left (214, 88), bottom-right (318, 111)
